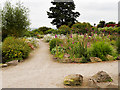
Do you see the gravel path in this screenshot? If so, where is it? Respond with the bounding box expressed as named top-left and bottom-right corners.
top-left (2, 39), bottom-right (118, 88)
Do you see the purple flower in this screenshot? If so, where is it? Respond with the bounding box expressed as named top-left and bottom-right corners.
top-left (70, 34), bottom-right (72, 38)
top-left (55, 35), bottom-right (57, 38)
top-left (61, 44), bottom-right (63, 47)
top-left (84, 34), bottom-right (86, 38)
top-left (95, 31), bottom-right (97, 33)
top-left (93, 29), bottom-right (94, 32)
top-left (88, 37), bottom-right (91, 39)
top-left (72, 42), bottom-right (74, 44)
top-left (104, 29), bottom-right (105, 32)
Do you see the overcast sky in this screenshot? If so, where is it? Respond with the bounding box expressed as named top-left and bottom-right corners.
top-left (0, 0), bottom-right (119, 28)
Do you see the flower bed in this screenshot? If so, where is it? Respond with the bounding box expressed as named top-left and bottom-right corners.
top-left (49, 30), bottom-right (119, 63)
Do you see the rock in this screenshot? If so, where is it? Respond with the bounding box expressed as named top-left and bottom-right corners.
top-left (73, 58), bottom-right (82, 63)
top-left (64, 74), bottom-right (83, 86)
top-left (91, 71), bottom-right (113, 83)
top-left (88, 78), bottom-right (100, 88)
top-left (106, 83), bottom-right (118, 88)
top-left (0, 64), bottom-right (8, 68)
top-left (18, 60), bottom-right (24, 63)
top-left (90, 57), bottom-right (102, 62)
top-left (64, 53), bottom-right (70, 58)
top-left (61, 58), bottom-right (72, 63)
top-left (117, 55), bottom-right (120, 60)
top-left (6, 60), bottom-right (18, 66)
top-left (106, 55), bottom-right (114, 61)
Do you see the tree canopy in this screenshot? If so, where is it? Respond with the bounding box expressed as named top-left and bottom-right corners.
top-left (2, 1), bottom-right (30, 40)
top-left (47, 1), bottom-right (80, 28)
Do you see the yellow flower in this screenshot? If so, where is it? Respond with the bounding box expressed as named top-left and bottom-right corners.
top-left (15, 54), bottom-right (17, 56)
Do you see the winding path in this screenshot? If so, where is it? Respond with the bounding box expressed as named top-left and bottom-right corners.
top-left (2, 39), bottom-right (118, 88)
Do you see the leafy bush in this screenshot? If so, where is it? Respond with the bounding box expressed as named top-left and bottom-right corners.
top-left (2, 37), bottom-right (31, 63)
top-left (2, 1), bottom-right (30, 41)
top-left (117, 36), bottom-right (120, 54)
top-left (49, 38), bottom-right (63, 51)
top-left (38, 26), bottom-right (51, 34)
top-left (45, 29), bottom-right (56, 34)
top-left (51, 46), bottom-right (64, 55)
top-left (58, 25), bottom-right (71, 35)
top-left (71, 22), bottom-right (91, 34)
top-left (89, 41), bottom-right (113, 61)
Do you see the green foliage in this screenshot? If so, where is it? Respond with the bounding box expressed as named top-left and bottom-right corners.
top-left (38, 26), bottom-right (51, 34)
top-left (90, 41), bottom-right (113, 61)
top-left (47, 2), bottom-right (80, 28)
top-left (117, 36), bottom-right (120, 54)
top-left (45, 29), bottom-right (56, 34)
top-left (67, 41), bottom-right (89, 62)
top-left (49, 38), bottom-right (63, 51)
top-left (71, 22), bottom-right (91, 34)
top-left (58, 25), bottom-right (71, 35)
top-left (51, 46), bottom-right (64, 55)
top-left (2, 37), bottom-right (31, 63)
top-left (97, 20), bottom-right (106, 28)
top-left (2, 1), bottom-right (30, 40)
top-left (106, 22), bottom-right (116, 26)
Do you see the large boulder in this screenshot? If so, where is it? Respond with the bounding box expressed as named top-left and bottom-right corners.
top-left (90, 57), bottom-right (102, 62)
top-left (90, 71), bottom-right (113, 83)
top-left (88, 71), bottom-right (113, 88)
top-left (64, 74), bottom-right (83, 86)
top-left (106, 55), bottom-right (114, 61)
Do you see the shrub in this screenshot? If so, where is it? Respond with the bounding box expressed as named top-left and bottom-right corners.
top-left (90, 41), bottom-right (113, 61)
top-left (45, 29), bottom-right (56, 34)
top-left (2, 1), bottom-right (30, 41)
top-left (51, 46), bottom-right (64, 55)
top-left (2, 37), bottom-right (31, 63)
top-left (49, 38), bottom-right (63, 51)
top-left (71, 22), bottom-right (91, 34)
top-left (117, 36), bottom-right (120, 54)
top-left (38, 26), bottom-right (51, 34)
top-left (58, 25), bottom-right (71, 35)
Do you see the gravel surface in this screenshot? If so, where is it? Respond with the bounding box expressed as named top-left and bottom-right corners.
top-left (2, 39), bottom-right (118, 88)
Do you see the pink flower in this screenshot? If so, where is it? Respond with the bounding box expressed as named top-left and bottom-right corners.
top-left (72, 42), bottom-right (74, 44)
top-left (55, 35), bottom-right (57, 38)
top-left (69, 47), bottom-right (71, 49)
top-left (61, 44), bottom-right (63, 47)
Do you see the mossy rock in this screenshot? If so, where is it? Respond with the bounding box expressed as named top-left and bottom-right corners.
top-left (64, 74), bottom-right (83, 86)
top-left (90, 57), bottom-right (102, 62)
top-left (60, 58), bottom-right (73, 63)
top-left (106, 55), bottom-right (114, 61)
top-left (73, 58), bottom-right (82, 63)
top-left (91, 71), bottom-right (113, 83)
